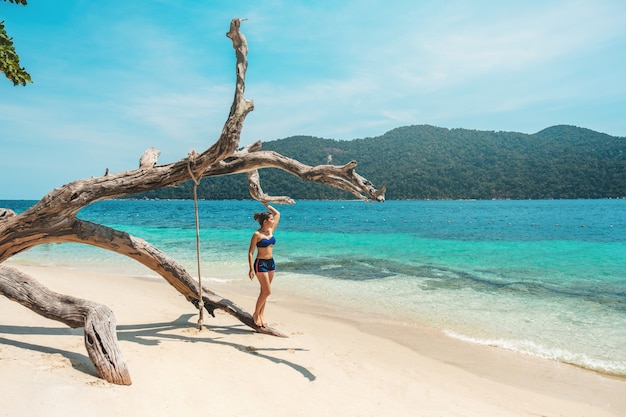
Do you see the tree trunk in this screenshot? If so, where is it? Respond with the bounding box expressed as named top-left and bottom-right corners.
top-left (0, 18), bottom-right (384, 385)
top-left (0, 265), bottom-right (131, 385)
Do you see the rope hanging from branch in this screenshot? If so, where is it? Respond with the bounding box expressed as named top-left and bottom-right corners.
top-left (187, 151), bottom-right (204, 330)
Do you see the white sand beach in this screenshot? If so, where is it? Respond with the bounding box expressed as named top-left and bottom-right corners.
top-left (1, 264), bottom-right (624, 417)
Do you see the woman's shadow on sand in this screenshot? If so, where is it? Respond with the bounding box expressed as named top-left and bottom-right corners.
top-left (0, 313), bottom-right (315, 382)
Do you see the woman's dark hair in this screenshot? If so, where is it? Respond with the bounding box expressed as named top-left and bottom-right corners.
top-left (253, 211), bottom-right (272, 226)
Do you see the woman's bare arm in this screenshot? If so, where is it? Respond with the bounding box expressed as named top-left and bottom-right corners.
top-left (264, 203), bottom-right (280, 230)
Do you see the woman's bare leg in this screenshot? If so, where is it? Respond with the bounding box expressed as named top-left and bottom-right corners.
top-left (253, 271), bottom-right (272, 327)
top-left (258, 271), bottom-right (274, 326)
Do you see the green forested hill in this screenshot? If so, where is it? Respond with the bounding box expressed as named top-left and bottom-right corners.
top-left (133, 124), bottom-right (625, 200)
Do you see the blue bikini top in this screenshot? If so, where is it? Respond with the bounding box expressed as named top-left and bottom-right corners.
top-left (256, 235), bottom-right (276, 248)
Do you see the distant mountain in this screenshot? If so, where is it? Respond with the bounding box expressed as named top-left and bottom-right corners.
top-left (131, 125), bottom-right (625, 200)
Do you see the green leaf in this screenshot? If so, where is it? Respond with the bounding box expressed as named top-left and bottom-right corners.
top-left (0, 19), bottom-right (32, 86)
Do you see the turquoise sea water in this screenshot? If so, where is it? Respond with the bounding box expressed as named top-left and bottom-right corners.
top-left (3, 199), bottom-right (625, 377)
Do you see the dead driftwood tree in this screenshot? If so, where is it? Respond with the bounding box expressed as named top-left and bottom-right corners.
top-left (0, 19), bottom-right (385, 385)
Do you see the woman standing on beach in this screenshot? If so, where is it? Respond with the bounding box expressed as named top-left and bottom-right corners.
top-left (248, 202), bottom-right (280, 327)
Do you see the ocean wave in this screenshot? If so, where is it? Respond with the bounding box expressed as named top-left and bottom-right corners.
top-left (443, 330), bottom-right (626, 377)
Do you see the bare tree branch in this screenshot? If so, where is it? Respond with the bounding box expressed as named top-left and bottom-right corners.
top-left (0, 265), bottom-right (131, 385)
top-left (0, 18), bottom-right (382, 384)
top-left (214, 147), bottom-right (386, 202)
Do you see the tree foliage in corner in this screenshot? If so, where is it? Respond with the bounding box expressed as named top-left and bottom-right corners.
top-left (1, 0), bottom-right (32, 86)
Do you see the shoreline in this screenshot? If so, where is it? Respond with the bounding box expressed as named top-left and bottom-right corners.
top-left (1, 264), bottom-right (625, 416)
top-left (260, 282), bottom-right (626, 408)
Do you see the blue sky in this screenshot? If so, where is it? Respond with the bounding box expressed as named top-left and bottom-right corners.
top-left (2, 0), bottom-right (625, 199)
